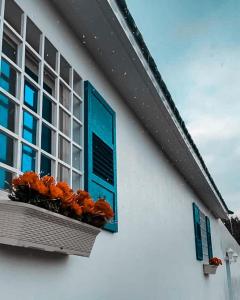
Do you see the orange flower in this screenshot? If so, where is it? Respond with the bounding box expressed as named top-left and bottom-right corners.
top-left (31, 180), bottom-right (49, 196)
top-left (71, 203), bottom-right (83, 216)
top-left (49, 185), bottom-right (64, 199)
top-left (81, 197), bottom-right (95, 213)
top-left (56, 181), bottom-right (73, 194)
top-left (93, 199), bottom-right (114, 219)
top-left (12, 177), bottom-right (21, 186)
top-left (61, 193), bottom-right (74, 206)
top-left (209, 257), bottom-right (222, 266)
top-left (41, 175), bottom-right (55, 186)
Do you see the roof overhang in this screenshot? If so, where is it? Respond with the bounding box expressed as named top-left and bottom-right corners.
top-left (51, 0), bottom-right (230, 219)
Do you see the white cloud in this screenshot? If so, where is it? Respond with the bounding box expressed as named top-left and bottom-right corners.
top-left (165, 46), bottom-right (240, 211)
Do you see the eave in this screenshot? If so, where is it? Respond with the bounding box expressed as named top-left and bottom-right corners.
top-left (51, 0), bottom-right (231, 219)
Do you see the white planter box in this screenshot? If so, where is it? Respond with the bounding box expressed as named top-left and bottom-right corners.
top-left (203, 264), bottom-right (218, 275)
top-left (0, 200), bottom-right (101, 257)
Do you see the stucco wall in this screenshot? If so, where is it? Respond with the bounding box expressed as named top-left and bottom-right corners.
top-left (0, 0), bottom-right (239, 299)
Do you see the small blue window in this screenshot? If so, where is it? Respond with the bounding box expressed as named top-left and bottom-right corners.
top-left (193, 203), bottom-right (213, 261)
top-left (24, 81), bottom-right (38, 112)
top-left (21, 144), bottom-right (36, 172)
top-left (0, 59), bottom-right (16, 96)
top-left (22, 110), bottom-right (37, 145)
top-left (0, 92), bottom-right (15, 132)
top-left (0, 131), bottom-right (14, 167)
top-left (41, 124), bottom-right (52, 154)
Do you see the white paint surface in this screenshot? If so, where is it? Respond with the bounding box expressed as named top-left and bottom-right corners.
top-left (0, 0), bottom-right (239, 299)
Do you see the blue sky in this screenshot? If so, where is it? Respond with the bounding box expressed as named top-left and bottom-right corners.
top-left (126, 0), bottom-right (240, 211)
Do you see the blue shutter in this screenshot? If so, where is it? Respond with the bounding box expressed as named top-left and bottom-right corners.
top-left (206, 216), bottom-right (213, 259)
top-left (192, 203), bottom-right (203, 260)
top-left (84, 81), bottom-right (117, 232)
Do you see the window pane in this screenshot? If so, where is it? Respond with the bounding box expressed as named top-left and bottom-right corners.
top-left (58, 135), bottom-right (70, 164)
top-left (0, 92), bottom-right (16, 132)
top-left (72, 146), bottom-right (81, 171)
top-left (24, 81), bottom-right (38, 112)
top-left (73, 95), bottom-right (82, 120)
top-left (2, 33), bottom-right (18, 63)
top-left (40, 154), bottom-right (52, 176)
top-left (44, 38), bottom-right (57, 70)
top-left (22, 110), bottom-right (37, 145)
top-left (43, 67), bottom-right (55, 96)
top-left (0, 167), bottom-right (13, 190)
top-left (58, 164), bottom-right (70, 184)
top-left (59, 108), bottom-right (70, 136)
top-left (73, 120), bottom-right (81, 145)
top-left (0, 131), bottom-right (14, 167)
top-left (72, 172), bottom-right (81, 191)
top-left (59, 82), bottom-right (70, 110)
top-left (41, 124), bottom-right (52, 154)
top-left (60, 55), bottom-right (70, 84)
top-left (4, 0), bottom-right (23, 35)
top-left (0, 59), bottom-right (17, 96)
top-left (73, 71), bottom-right (82, 97)
top-left (26, 18), bottom-right (41, 53)
top-left (42, 94), bottom-right (53, 124)
top-left (25, 50), bottom-right (39, 82)
top-left (21, 144), bottom-right (36, 172)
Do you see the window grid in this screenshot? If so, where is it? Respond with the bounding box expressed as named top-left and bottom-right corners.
top-left (0, 3), bottom-right (84, 190)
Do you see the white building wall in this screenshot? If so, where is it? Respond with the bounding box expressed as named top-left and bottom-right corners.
top-left (0, 0), bottom-right (239, 299)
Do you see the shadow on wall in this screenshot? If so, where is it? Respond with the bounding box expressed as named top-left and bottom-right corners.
top-left (0, 244), bottom-right (69, 266)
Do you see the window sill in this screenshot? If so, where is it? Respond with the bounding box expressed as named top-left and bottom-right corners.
top-left (0, 200), bottom-right (101, 257)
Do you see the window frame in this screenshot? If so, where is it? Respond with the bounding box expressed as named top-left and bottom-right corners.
top-left (193, 203), bottom-right (213, 262)
top-left (0, 6), bottom-right (84, 191)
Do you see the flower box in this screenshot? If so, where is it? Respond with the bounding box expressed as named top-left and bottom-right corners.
top-left (203, 264), bottom-right (218, 275)
top-left (0, 200), bottom-right (101, 257)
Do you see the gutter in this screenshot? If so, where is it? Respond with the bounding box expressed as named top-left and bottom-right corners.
top-left (116, 0), bottom-right (233, 215)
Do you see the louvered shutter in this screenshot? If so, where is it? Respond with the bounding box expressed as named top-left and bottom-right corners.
top-left (192, 203), bottom-right (203, 260)
top-left (84, 81), bottom-right (117, 232)
top-left (205, 216), bottom-right (213, 259)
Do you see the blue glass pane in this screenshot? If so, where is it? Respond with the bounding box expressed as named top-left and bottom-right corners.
top-left (40, 155), bottom-right (51, 176)
top-left (21, 144), bottom-right (36, 172)
top-left (24, 81), bottom-right (38, 112)
top-left (41, 124), bottom-right (52, 154)
top-left (42, 95), bottom-right (52, 123)
top-left (23, 111), bottom-right (37, 144)
top-left (0, 131), bottom-right (14, 166)
top-left (0, 60), bottom-right (16, 96)
top-left (0, 92), bottom-right (15, 131)
top-left (1, 60), bottom-right (10, 77)
top-left (0, 167), bottom-right (12, 190)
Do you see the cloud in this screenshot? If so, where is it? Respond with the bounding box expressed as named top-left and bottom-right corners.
top-left (163, 45), bottom-right (240, 211)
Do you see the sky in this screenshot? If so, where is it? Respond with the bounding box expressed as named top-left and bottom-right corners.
top-left (126, 0), bottom-right (240, 211)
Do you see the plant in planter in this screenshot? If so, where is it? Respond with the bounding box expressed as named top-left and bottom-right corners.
top-left (9, 171), bottom-right (114, 228)
top-left (0, 172), bottom-right (114, 257)
top-left (203, 257), bottom-right (222, 275)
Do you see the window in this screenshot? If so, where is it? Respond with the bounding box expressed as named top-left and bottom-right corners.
top-left (24, 81), bottom-right (38, 112)
top-left (0, 92), bottom-right (17, 132)
top-left (0, 7), bottom-right (83, 194)
top-left (0, 59), bottom-right (17, 96)
top-left (192, 203), bottom-right (213, 261)
top-left (84, 81), bottom-right (117, 232)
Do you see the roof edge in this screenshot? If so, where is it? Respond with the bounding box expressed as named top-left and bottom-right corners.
top-left (115, 0), bottom-right (232, 214)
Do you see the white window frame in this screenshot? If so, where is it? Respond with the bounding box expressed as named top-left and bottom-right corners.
top-left (0, 0), bottom-right (84, 191)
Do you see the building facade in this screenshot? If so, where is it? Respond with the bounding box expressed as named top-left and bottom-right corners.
top-left (0, 0), bottom-right (239, 299)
